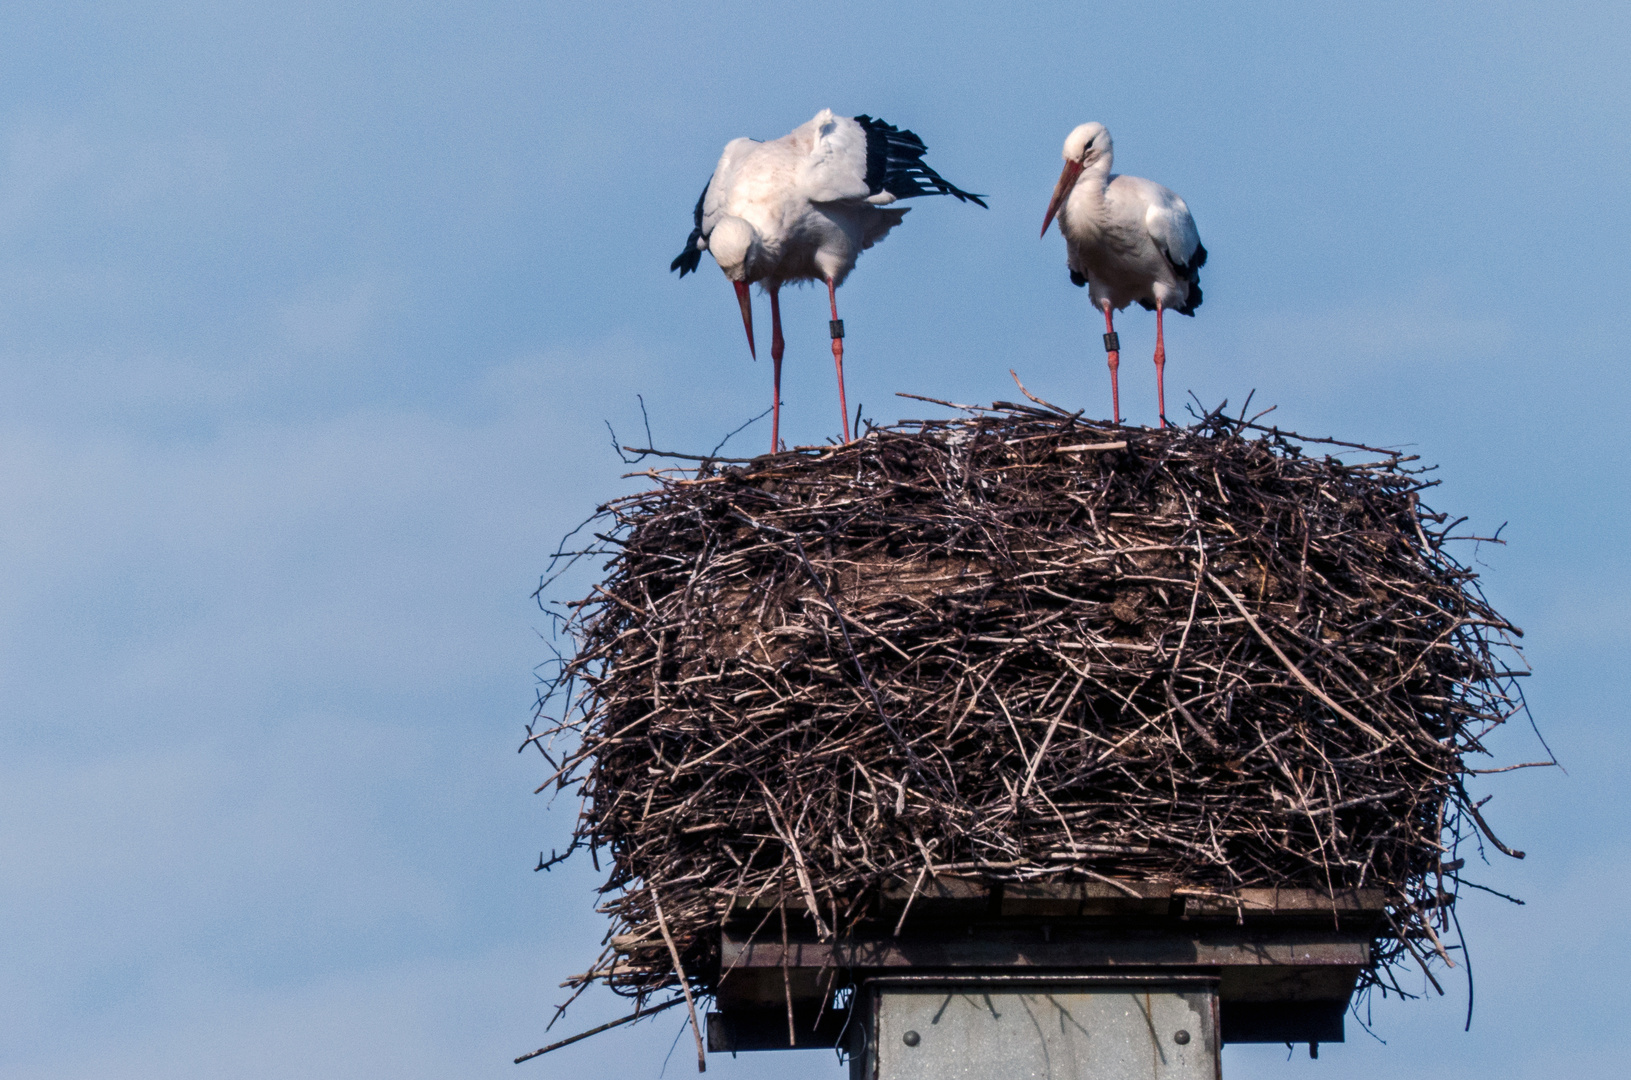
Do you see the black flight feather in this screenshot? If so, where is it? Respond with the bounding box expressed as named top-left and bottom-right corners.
top-left (1169, 241), bottom-right (1206, 316)
top-left (1140, 243), bottom-right (1207, 314)
top-left (1114, 242), bottom-right (1208, 314)
top-left (854, 115), bottom-right (987, 207)
top-left (670, 179), bottom-right (709, 276)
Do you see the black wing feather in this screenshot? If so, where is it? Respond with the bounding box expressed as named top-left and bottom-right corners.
top-left (1169, 242), bottom-right (1206, 316)
top-left (853, 115), bottom-right (987, 208)
top-left (670, 179), bottom-right (709, 276)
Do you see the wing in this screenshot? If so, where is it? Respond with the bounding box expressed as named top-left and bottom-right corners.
top-left (1137, 180), bottom-right (1205, 274)
top-left (792, 110), bottom-right (873, 204)
top-left (671, 138), bottom-right (760, 277)
top-left (1113, 174), bottom-right (1206, 312)
top-left (1146, 188), bottom-right (1205, 314)
top-left (792, 110), bottom-right (989, 207)
top-left (854, 115), bottom-right (987, 207)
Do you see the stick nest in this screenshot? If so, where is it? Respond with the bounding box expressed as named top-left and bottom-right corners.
top-left (530, 400), bottom-right (1533, 1008)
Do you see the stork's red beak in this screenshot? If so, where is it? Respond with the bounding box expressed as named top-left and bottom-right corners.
top-left (1041, 160), bottom-right (1084, 238)
top-left (733, 280), bottom-right (755, 360)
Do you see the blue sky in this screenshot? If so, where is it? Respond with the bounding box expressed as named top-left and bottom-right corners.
top-left (1, 2), bottom-right (1626, 1076)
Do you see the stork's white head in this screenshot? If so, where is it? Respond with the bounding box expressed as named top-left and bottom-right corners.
top-left (1042, 123), bottom-right (1113, 238)
top-left (1062, 122), bottom-right (1112, 168)
top-left (708, 216), bottom-right (762, 283)
top-left (708, 216), bottom-right (764, 359)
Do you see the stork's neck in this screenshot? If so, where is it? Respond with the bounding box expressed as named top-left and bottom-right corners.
top-left (1067, 159), bottom-right (1114, 219)
top-left (1082, 156), bottom-right (1112, 191)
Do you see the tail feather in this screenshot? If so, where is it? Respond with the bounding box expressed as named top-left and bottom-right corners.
top-left (1177, 281), bottom-right (1202, 316)
top-left (670, 178), bottom-right (710, 277)
top-left (671, 231), bottom-right (703, 276)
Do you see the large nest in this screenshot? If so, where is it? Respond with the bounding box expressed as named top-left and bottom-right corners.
top-left (530, 399), bottom-right (1532, 1010)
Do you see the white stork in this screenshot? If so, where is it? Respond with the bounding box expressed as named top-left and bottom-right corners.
top-left (1040, 122), bottom-right (1206, 427)
top-left (673, 109), bottom-right (985, 451)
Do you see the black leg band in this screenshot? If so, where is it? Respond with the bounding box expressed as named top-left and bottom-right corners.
top-left (830, 319), bottom-right (845, 340)
top-left (1103, 331), bottom-right (1120, 352)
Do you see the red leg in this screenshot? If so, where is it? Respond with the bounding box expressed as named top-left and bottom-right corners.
top-left (826, 276), bottom-right (851, 443)
top-left (733, 280), bottom-right (755, 359)
top-left (1154, 305), bottom-right (1167, 428)
top-left (769, 284), bottom-right (785, 453)
top-left (1102, 305), bottom-right (1121, 425)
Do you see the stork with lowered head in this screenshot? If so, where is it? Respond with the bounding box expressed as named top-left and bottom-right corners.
top-left (673, 109), bottom-right (985, 451)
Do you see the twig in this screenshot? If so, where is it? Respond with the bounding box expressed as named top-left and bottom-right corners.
top-left (651, 892), bottom-right (706, 1073)
top-left (711, 406), bottom-right (774, 458)
top-left (1456, 784), bottom-right (1526, 859)
top-left (514, 996), bottom-right (684, 1063)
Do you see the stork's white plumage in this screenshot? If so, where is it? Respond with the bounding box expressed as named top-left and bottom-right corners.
top-left (1041, 122), bottom-right (1206, 426)
top-left (673, 109), bottom-right (985, 450)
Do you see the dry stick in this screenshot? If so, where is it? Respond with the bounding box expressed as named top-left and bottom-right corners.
top-left (1384, 909), bottom-right (1446, 996)
top-left (1208, 573), bottom-right (1390, 745)
top-left (651, 891), bottom-right (707, 1073)
top-left (810, 960), bottom-right (842, 1037)
top-left (1007, 370), bottom-right (1086, 420)
top-left (1018, 676), bottom-right (1086, 801)
top-left (754, 778), bottom-right (833, 938)
top-left (779, 876), bottom-right (796, 1047)
top-left (514, 996), bottom-right (685, 1064)
top-left (1165, 683), bottom-right (1222, 753)
top-left (1464, 761), bottom-right (1555, 775)
top-left (996, 696), bottom-right (1035, 810)
top-left (892, 861), bottom-right (932, 937)
top-left (1412, 903), bottom-right (1457, 968)
top-left (651, 629), bottom-right (665, 710)
top-left (1169, 521), bottom-right (1208, 675)
top-left (885, 833), bottom-right (949, 937)
top-left (1456, 783), bottom-right (1526, 859)
top-left (948, 655), bottom-right (1009, 738)
top-left (1434, 800), bottom-right (1447, 933)
top-left (1077, 866), bottom-right (1146, 899)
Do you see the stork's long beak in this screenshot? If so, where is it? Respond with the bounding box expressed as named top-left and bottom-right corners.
top-left (733, 280), bottom-right (756, 360)
top-left (1041, 160), bottom-right (1084, 238)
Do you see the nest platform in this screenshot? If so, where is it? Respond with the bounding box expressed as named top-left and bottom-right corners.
top-left (529, 398), bottom-right (1531, 1042)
